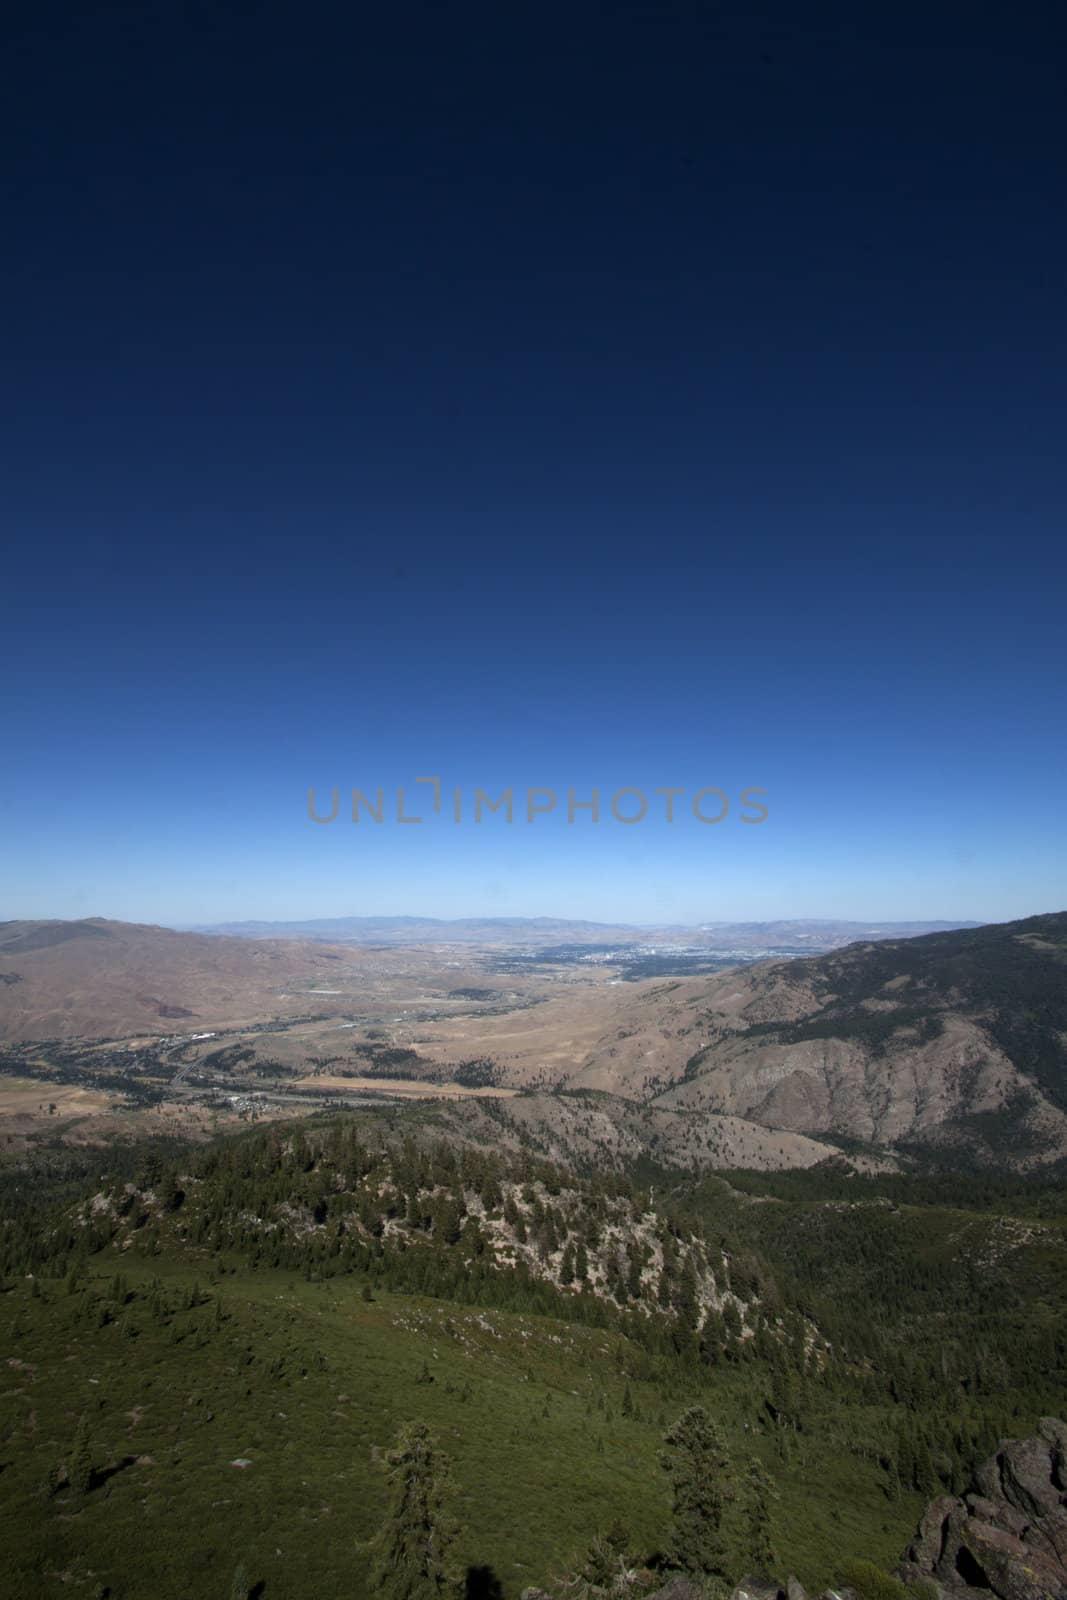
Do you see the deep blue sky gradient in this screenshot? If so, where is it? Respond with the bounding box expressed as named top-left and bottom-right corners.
top-left (3, 3), bottom-right (1066, 923)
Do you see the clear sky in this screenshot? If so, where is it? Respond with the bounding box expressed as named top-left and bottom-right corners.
top-left (3, 4), bottom-right (1066, 927)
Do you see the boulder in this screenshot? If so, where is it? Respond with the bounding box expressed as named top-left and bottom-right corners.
top-left (1039, 1417), bottom-right (1067, 1469)
top-left (905, 1495), bottom-right (964, 1572)
top-left (975, 1433), bottom-right (1064, 1522)
top-left (955, 1515), bottom-right (1067, 1600)
top-left (965, 1494), bottom-right (1029, 1539)
top-left (650, 1579), bottom-right (705, 1600)
top-left (900, 1420), bottom-right (1067, 1600)
top-left (728, 1578), bottom-right (858, 1600)
top-left (730, 1579), bottom-right (783, 1600)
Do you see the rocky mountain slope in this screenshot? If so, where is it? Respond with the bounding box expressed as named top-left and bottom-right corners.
top-left (437, 1090), bottom-right (887, 1174)
top-left (656, 913), bottom-right (1067, 1168)
top-left (81, 1123), bottom-right (774, 1355)
top-left (408, 913), bottom-right (1067, 1169)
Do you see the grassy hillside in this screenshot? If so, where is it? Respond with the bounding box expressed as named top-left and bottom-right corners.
top-left (0, 1261), bottom-right (918, 1600)
top-left (4, 1114), bottom-right (1067, 1598)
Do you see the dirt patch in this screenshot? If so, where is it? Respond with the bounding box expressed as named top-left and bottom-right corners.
top-left (306, 1075), bottom-right (518, 1100)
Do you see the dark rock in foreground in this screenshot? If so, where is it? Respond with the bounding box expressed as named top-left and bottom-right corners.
top-left (899, 1417), bottom-right (1067, 1600)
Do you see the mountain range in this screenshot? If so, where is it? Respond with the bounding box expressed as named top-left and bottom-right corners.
top-left (403, 912), bottom-right (1067, 1171)
top-left (185, 915), bottom-right (981, 948)
top-left (2, 911), bottom-right (1067, 1597)
top-left (1, 910), bottom-right (1065, 1171)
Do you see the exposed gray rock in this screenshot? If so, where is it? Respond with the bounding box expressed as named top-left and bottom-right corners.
top-left (730, 1579), bottom-right (782, 1600)
top-left (900, 1420), bottom-right (1067, 1600)
top-left (1039, 1418), bottom-right (1067, 1468)
top-left (650, 1579), bottom-right (705, 1600)
top-left (965, 1494), bottom-right (1029, 1538)
top-left (905, 1495), bottom-right (963, 1572)
top-left (1033, 1508), bottom-right (1067, 1571)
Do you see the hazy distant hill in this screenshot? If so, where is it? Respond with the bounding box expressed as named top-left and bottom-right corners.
top-left (188, 914), bottom-right (649, 945)
top-left (187, 913), bottom-right (980, 949)
top-left (0, 917), bottom-right (370, 1041)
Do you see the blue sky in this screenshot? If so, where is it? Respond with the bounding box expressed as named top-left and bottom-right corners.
top-left (3, 4), bottom-right (1066, 926)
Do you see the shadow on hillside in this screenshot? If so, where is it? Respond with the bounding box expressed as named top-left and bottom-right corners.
top-left (464, 1565), bottom-right (504, 1599)
top-left (90, 1455), bottom-right (139, 1490)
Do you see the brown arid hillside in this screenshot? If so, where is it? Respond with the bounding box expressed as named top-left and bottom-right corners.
top-left (434, 1090), bottom-right (886, 1174)
top-left (648, 912), bottom-right (1067, 1168)
top-left (410, 913), bottom-right (1067, 1169)
top-left (0, 918), bottom-right (379, 1041)
top-left (2, 911), bottom-right (1065, 1171)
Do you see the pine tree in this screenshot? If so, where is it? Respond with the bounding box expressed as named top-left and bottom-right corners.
top-left (660, 1406), bottom-right (733, 1578)
top-left (68, 1413), bottom-right (93, 1496)
top-left (913, 1435), bottom-right (938, 1496)
top-left (742, 1458), bottom-right (778, 1574)
top-left (368, 1421), bottom-right (459, 1599)
top-left (896, 1423), bottom-right (916, 1491)
top-left (434, 1195), bottom-right (463, 1247)
top-left (674, 1258), bottom-right (699, 1327)
top-left (578, 1521), bottom-right (631, 1590)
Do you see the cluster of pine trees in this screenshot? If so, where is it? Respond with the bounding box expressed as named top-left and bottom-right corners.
top-left (4, 1108), bottom-right (1065, 1528)
top-left (34, 1122), bottom-right (776, 1372)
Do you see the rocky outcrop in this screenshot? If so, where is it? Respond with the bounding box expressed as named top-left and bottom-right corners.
top-left (648, 1580), bottom-right (705, 1600)
top-left (727, 1578), bottom-right (856, 1600)
top-left (540, 1421), bottom-right (1067, 1600)
top-left (899, 1417), bottom-right (1067, 1600)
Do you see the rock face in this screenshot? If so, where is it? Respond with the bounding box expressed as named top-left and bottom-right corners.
top-left (900, 1417), bottom-right (1067, 1600)
top-left (726, 1577), bottom-right (852, 1600)
top-left (649, 1580), bottom-right (705, 1600)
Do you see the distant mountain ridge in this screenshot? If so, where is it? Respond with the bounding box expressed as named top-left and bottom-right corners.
top-left (184, 914), bottom-right (982, 949)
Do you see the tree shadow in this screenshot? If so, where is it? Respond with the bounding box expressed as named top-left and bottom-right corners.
top-left (89, 1455), bottom-right (139, 1490)
top-left (464, 1564), bottom-right (504, 1599)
